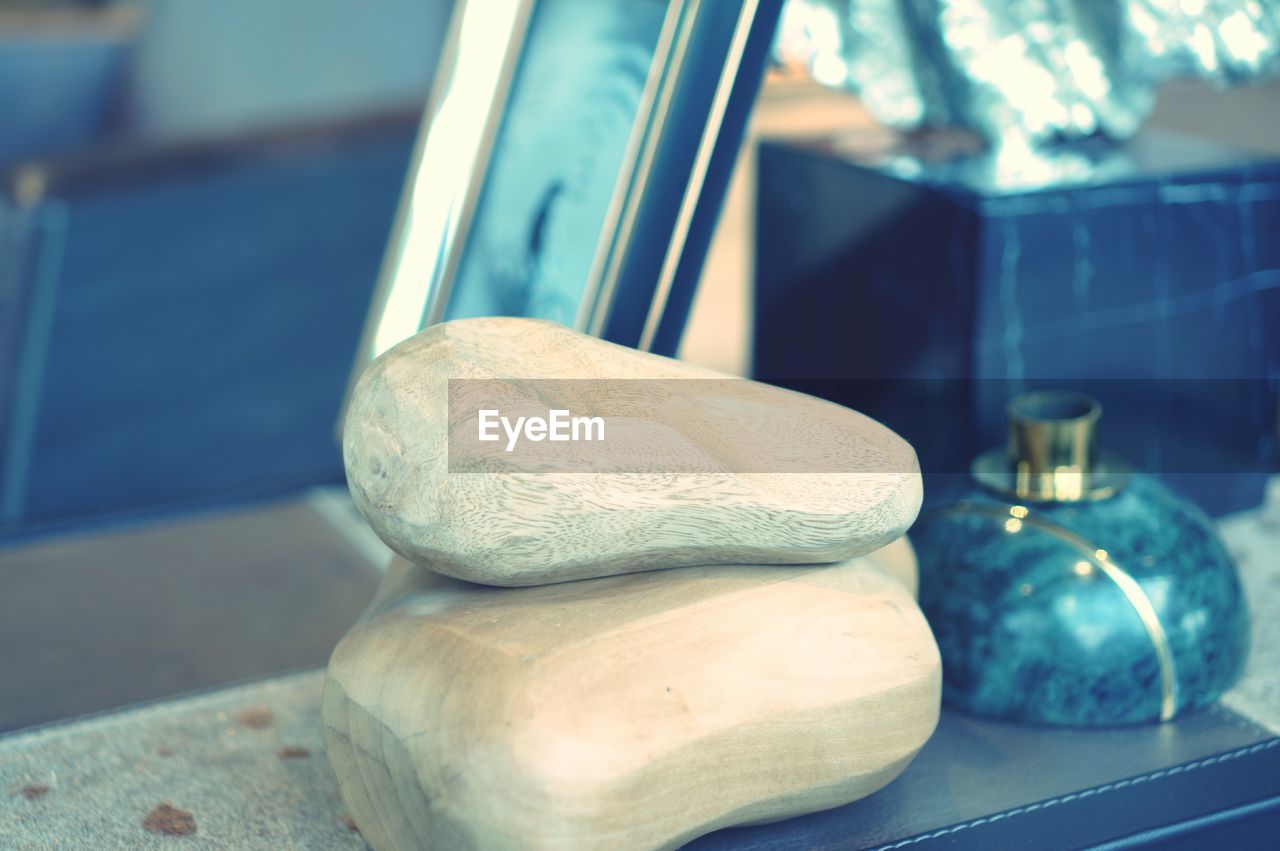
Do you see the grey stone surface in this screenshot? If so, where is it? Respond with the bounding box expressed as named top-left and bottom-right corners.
top-left (0, 671), bottom-right (366, 850)
top-left (1221, 477), bottom-right (1280, 735)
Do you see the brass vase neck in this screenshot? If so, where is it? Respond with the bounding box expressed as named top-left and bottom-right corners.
top-left (1008, 391), bottom-right (1100, 502)
top-left (972, 390), bottom-right (1127, 503)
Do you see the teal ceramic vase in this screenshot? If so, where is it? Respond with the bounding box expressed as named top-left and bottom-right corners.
top-left (914, 391), bottom-right (1249, 725)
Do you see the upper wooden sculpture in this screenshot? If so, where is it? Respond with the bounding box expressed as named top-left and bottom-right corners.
top-left (343, 317), bottom-right (922, 586)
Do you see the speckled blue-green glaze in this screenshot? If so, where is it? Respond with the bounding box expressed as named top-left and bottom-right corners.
top-left (914, 474), bottom-right (1249, 725)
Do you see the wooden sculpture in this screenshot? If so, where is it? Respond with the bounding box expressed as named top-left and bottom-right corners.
top-left (343, 317), bottom-right (922, 586)
top-left (324, 553), bottom-right (940, 850)
top-left (328, 318), bottom-right (939, 849)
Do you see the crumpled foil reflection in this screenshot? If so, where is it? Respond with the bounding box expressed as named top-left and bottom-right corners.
top-left (776, 0), bottom-right (1280, 150)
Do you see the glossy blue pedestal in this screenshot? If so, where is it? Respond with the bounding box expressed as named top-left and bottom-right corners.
top-left (754, 129), bottom-right (1280, 516)
top-left (915, 472), bottom-right (1249, 725)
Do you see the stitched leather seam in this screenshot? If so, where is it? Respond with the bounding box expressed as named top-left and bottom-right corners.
top-left (874, 737), bottom-right (1280, 849)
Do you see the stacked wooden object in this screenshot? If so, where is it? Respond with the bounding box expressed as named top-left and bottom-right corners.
top-left (325, 318), bottom-right (940, 850)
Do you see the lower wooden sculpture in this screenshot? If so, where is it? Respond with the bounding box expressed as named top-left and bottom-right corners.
top-left (323, 552), bottom-right (940, 850)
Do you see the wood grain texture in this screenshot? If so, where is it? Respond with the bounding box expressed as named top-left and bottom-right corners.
top-left (343, 317), bottom-right (922, 586)
top-left (870, 534), bottom-right (918, 597)
top-left (323, 553), bottom-right (941, 850)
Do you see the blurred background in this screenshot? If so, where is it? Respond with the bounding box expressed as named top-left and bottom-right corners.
top-left (3, 0), bottom-right (1278, 543)
top-left (1, 0), bottom-right (451, 543)
top-left (0, 0), bottom-right (1278, 732)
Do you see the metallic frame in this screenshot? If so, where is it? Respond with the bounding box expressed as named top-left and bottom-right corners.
top-left (350, 0), bottom-right (778, 377)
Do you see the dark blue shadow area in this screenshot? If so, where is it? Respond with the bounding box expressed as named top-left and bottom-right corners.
top-left (2, 123), bottom-right (417, 538)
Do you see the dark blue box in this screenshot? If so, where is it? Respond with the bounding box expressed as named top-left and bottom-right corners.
top-left (755, 130), bottom-right (1280, 516)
